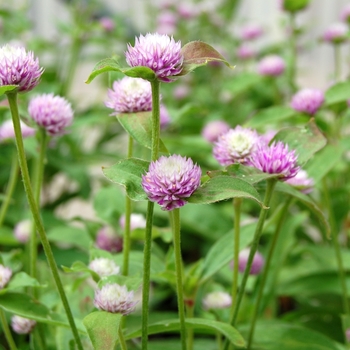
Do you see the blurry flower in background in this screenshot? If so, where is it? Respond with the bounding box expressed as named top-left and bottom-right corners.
top-left (177, 3), bottom-right (199, 19)
top-left (173, 83), bottom-right (190, 100)
top-left (239, 24), bottom-right (264, 41)
top-left (99, 17), bottom-right (115, 32)
top-left (96, 226), bottom-right (123, 253)
top-left (11, 316), bottom-right (36, 334)
top-left (88, 258), bottom-right (120, 278)
top-left (0, 119), bottom-right (35, 142)
top-left (231, 248), bottom-right (264, 275)
top-left (290, 88), bottom-right (324, 115)
top-left (202, 120), bottom-right (230, 143)
top-left (202, 291), bottom-right (232, 310)
top-left (28, 93), bottom-right (73, 136)
top-left (323, 22), bottom-right (348, 44)
top-left (340, 4), bottom-right (350, 24)
top-left (142, 154), bottom-right (202, 211)
top-left (285, 169), bottom-right (314, 194)
top-left (248, 141), bottom-right (300, 181)
top-left (0, 265), bottom-right (12, 289)
top-left (257, 55), bottom-right (285, 77)
top-left (14, 219), bottom-right (32, 243)
top-left (236, 44), bottom-right (256, 60)
top-left (0, 44), bottom-right (43, 93)
top-left (126, 33), bottom-right (183, 83)
top-left (119, 213), bottom-right (146, 231)
top-left (94, 283), bottom-right (137, 315)
top-left (160, 104), bottom-right (171, 128)
top-left (260, 129), bottom-right (277, 145)
top-left (213, 126), bottom-right (260, 166)
top-left (105, 77), bottom-right (152, 114)
top-left (156, 11), bottom-right (177, 35)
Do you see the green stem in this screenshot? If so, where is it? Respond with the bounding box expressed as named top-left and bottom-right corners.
top-left (122, 136), bottom-right (134, 276)
top-left (0, 309), bottom-right (17, 350)
top-left (118, 324), bottom-right (128, 350)
top-left (247, 196), bottom-right (293, 349)
top-left (0, 152), bottom-right (19, 228)
top-left (6, 92), bottom-right (83, 350)
top-left (334, 44), bottom-right (341, 82)
top-left (322, 178), bottom-right (350, 315)
top-left (230, 198), bottom-right (242, 320)
top-left (172, 208), bottom-right (187, 350)
top-left (224, 179), bottom-right (276, 350)
top-left (186, 299), bottom-right (195, 350)
top-left (141, 79), bottom-right (161, 350)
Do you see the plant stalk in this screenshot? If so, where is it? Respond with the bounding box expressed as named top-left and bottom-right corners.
top-left (0, 309), bottom-right (17, 350)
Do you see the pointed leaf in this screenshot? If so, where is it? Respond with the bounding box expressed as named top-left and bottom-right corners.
top-left (178, 41), bottom-right (234, 76)
top-left (125, 318), bottom-right (245, 348)
top-left (187, 175), bottom-right (264, 207)
top-left (102, 158), bottom-right (149, 201)
top-left (85, 58), bottom-right (156, 84)
top-left (325, 81), bottom-right (350, 106)
top-left (117, 113), bottom-right (169, 153)
top-left (6, 272), bottom-right (44, 291)
top-left (0, 85), bottom-right (18, 96)
top-left (83, 311), bottom-right (122, 350)
top-left (272, 119), bottom-right (327, 166)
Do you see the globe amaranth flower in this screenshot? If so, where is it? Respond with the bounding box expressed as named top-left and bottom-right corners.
top-left (0, 119), bottom-right (35, 142)
top-left (28, 93), bottom-right (73, 136)
top-left (237, 44), bottom-right (255, 60)
top-left (341, 4), bottom-right (350, 23)
top-left (0, 265), bottom-right (12, 289)
top-left (119, 213), bottom-right (146, 231)
top-left (202, 120), bottom-right (230, 143)
top-left (94, 283), bottom-right (137, 315)
top-left (290, 88), bottom-right (324, 116)
top-left (0, 44), bottom-right (43, 93)
top-left (202, 291), bottom-right (232, 310)
top-left (285, 169), bottom-right (314, 194)
top-left (14, 219), bottom-right (32, 243)
top-left (126, 33), bottom-right (183, 83)
top-left (142, 155), bottom-right (202, 211)
top-left (89, 258), bottom-right (120, 278)
top-left (11, 315), bottom-right (36, 334)
top-left (105, 77), bottom-right (152, 114)
top-left (213, 126), bottom-right (260, 166)
top-left (257, 55), bottom-right (285, 77)
top-left (239, 24), bottom-right (264, 41)
top-left (232, 248), bottom-right (264, 275)
top-left (96, 226), bottom-right (123, 253)
top-left (99, 17), bottom-right (115, 32)
top-left (248, 141), bottom-right (300, 181)
top-left (160, 104), bottom-right (171, 129)
top-left (323, 23), bottom-right (348, 44)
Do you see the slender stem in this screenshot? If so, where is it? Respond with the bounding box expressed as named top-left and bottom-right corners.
top-left (122, 136), bottom-right (134, 276)
top-left (172, 208), bottom-right (187, 350)
top-left (150, 80), bottom-right (160, 161)
top-left (334, 44), bottom-right (341, 82)
top-left (6, 92), bottom-right (83, 350)
top-left (186, 300), bottom-right (195, 350)
top-left (0, 309), bottom-right (17, 350)
top-left (0, 152), bottom-right (19, 228)
top-left (322, 178), bottom-right (350, 315)
top-left (230, 198), bottom-right (242, 320)
top-left (118, 324), bottom-right (128, 350)
top-left (224, 179), bottom-right (276, 350)
top-left (247, 196), bottom-right (293, 349)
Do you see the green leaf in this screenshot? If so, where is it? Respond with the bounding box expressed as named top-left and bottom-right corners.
top-left (325, 81), bottom-right (350, 106)
top-left (62, 261), bottom-right (100, 282)
top-left (0, 227), bottom-right (19, 246)
top-left (272, 119), bottom-right (327, 166)
top-left (85, 58), bottom-right (156, 83)
top-left (47, 226), bottom-right (92, 251)
top-left (223, 72), bottom-right (263, 95)
top-left (93, 186), bottom-right (125, 221)
top-left (177, 41), bottom-right (234, 76)
top-left (117, 113), bottom-right (169, 154)
top-left (0, 85), bottom-right (18, 96)
top-left (246, 105), bottom-right (297, 128)
top-left (125, 318), bottom-right (245, 348)
top-left (83, 311), bottom-right (122, 350)
top-left (102, 158), bottom-right (149, 201)
top-left (187, 175), bottom-right (264, 207)
top-left (6, 272), bottom-right (43, 291)
top-left (274, 181), bottom-right (330, 235)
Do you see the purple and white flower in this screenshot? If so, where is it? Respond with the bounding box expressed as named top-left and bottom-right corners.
top-left (323, 23), bottom-right (348, 43)
top-left (202, 120), bottom-right (230, 143)
top-left (290, 88), bottom-right (324, 115)
top-left (202, 291), bottom-right (232, 310)
top-left (119, 213), bottom-right (146, 231)
top-left (257, 55), bottom-right (285, 77)
top-left (235, 248), bottom-right (264, 275)
top-left (14, 219), bottom-right (32, 243)
top-left (11, 316), bottom-right (36, 334)
top-left (96, 226), bottom-right (123, 253)
top-left (89, 258), bottom-right (120, 278)
top-left (0, 265), bottom-right (12, 289)
top-left (285, 169), bottom-right (314, 194)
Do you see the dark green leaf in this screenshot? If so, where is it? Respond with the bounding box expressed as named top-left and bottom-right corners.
top-left (246, 106), bottom-right (297, 128)
top-left (325, 81), bottom-right (350, 106)
top-left (47, 226), bottom-right (92, 251)
top-left (223, 72), bottom-right (263, 95)
top-left (102, 158), bottom-right (149, 201)
top-left (6, 272), bottom-right (43, 291)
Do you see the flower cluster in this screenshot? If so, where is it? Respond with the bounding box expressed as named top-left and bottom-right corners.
top-left (323, 23), bottom-right (348, 44)
top-left (202, 291), bottom-right (232, 310)
top-left (119, 213), bottom-right (146, 231)
top-left (14, 219), bottom-right (32, 243)
top-left (96, 226), bottom-right (123, 253)
top-left (202, 120), bottom-right (230, 143)
top-left (234, 248), bottom-right (265, 275)
top-left (285, 169), bottom-right (314, 194)
top-left (0, 265), bottom-right (12, 289)
top-left (257, 55), bottom-right (285, 77)
top-left (142, 155), bottom-right (202, 211)
top-left (11, 315), bottom-right (36, 334)
top-left (291, 88), bottom-right (324, 116)
top-left (88, 258), bottom-right (120, 278)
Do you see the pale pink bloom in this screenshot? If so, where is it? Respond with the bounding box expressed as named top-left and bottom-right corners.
top-left (202, 120), bottom-right (230, 143)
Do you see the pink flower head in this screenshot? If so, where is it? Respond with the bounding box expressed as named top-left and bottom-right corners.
top-left (119, 213), bottom-right (146, 231)
top-left (142, 155), bottom-right (202, 211)
top-left (96, 226), bottom-right (123, 253)
top-left (11, 316), bottom-right (36, 334)
top-left (202, 120), bottom-right (230, 143)
top-left (94, 283), bottom-right (137, 315)
top-left (88, 258), bottom-right (120, 278)
top-left (323, 23), bottom-right (348, 44)
top-left (160, 104), bottom-right (171, 128)
top-left (285, 169), bottom-right (314, 194)
top-left (257, 55), bottom-right (285, 77)
top-left (177, 3), bottom-right (199, 19)
top-left (248, 141), bottom-right (300, 181)
top-left (105, 77), bottom-right (152, 114)
top-left (341, 4), bottom-right (350, 23)
top-left (202, 291), bottom-right (232, 310)
top-left (0, 44), bottom-right (43, 93)
top-left (14, 219), bottom-right (32, 243)
top-left (126, 33), bottom-right (183, 83)
top-left (157, 11), bottom-right (177, 26)
top-left (0, 119), bottom-right (35, 142)
top-left (235, 248), bottom-right (264, 275)
top-left (260, 129), bottom-right (277, 145)
top-left (346, 328), bottom-right (350, 342)
top-left (213, 126), bottom-right (260, 166)
top-left (99, 17), bottom-right (115, 32)
top-left (240, 24), bottom-right (264, 41)
top-left (0, 264), bottom-right (12, 289)
top-left (173, 84), bottom-right (190, 100)
top-left (290, 88), bottom-right (324, 115)
top-left (237, 44), bottom-right (255, 60)
top-left (28, 93), bottom-right (73, 136)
